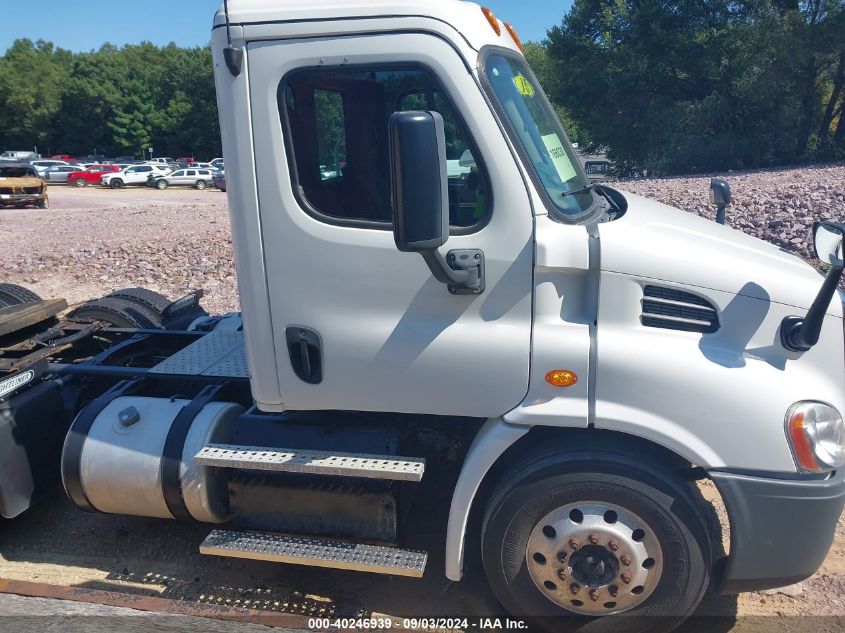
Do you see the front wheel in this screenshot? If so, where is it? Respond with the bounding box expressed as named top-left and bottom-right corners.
top-left (482, 452), bottom-right (711, 632)
top-left (109, 179), bottom-right (123, 189)
top-left (73, 178), bottom-right (87, 188)
top-left (156, 179), bottom-right (168, 190)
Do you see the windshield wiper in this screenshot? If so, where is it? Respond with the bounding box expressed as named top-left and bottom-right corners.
top-left (560, 183), bottom-right (596, 198)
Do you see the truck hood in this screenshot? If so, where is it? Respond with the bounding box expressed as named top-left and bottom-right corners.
top-left (0, 177), bottom-right (44, 189)
top-left (598, 191), bottom-right (837, 316)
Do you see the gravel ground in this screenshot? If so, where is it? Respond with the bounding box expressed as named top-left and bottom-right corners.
top-left (0, 167), bottom-right (844, 622)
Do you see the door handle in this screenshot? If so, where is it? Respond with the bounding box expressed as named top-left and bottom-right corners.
top-left (285, 326), bottom-right (323, 384)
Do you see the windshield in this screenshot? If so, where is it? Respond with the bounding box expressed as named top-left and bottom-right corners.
top-left (483, 52), bottom-right (593, 218)
top-left (0, 166), bottom-right (37, 178)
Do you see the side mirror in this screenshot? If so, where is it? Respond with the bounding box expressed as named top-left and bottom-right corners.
top-left (709, 179), bottom-right (732, 225)
top-left (388, 111), bottom-right (484, 295)
top-left (813, 221), bottom-right (845, 267)
top-left (781, 221), bottom-right (845, 352)
top-left (389, 111), bottom-right (449, 252)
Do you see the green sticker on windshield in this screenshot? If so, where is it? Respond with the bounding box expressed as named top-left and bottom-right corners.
top-left (541, 133), bottom-right (577, 183)
top-left (513, 74), bottom-right (535, 97)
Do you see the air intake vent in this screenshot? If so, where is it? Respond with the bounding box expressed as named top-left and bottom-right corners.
top-left (641, 286), bottom-right (719, 334)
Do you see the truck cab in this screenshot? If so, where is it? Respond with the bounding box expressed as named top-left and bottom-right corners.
top-left (208, 0), bottom-right (845, 621)
top-left (0, 1), bottom-right (842, 629)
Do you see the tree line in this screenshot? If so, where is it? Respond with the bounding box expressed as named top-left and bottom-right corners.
top-left (0, 40), bottom-right (220, 159)
top-left (529, 0), bottom-right (845, 175)
top-left (1, 0), bottom-right (843, 174)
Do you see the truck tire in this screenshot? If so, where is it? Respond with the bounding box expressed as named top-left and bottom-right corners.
top-left (66, 296), bottom-right (162, 329)
top-left (481, 445), bottom-right (710, 633)
top-left (107, 287), bottom-right (171, 315)
top-left (0, 284), bottom-right (42, 308)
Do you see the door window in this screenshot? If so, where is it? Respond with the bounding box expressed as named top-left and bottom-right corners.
top-left (279, 65), bottom-right (490, 229)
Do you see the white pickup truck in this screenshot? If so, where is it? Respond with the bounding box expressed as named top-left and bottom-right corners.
top-left (0, 1), bottom-right (842, 630)
top-left (100, 164), bottom-right (170, 188)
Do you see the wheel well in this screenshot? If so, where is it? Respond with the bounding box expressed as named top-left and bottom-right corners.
top-left (462, 425), bottom-right (729, 574)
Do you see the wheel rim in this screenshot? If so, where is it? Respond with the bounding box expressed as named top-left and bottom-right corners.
top-left (525, 502), bottom-right (663, 616)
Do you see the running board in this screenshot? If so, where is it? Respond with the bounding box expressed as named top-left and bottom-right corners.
top-left (200, 529), bottom-right (427, 578)
top-left (195, 444), bottom-right (425, 482)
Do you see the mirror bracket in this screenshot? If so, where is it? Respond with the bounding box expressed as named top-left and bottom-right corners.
top-left (421, 249), bottom-right (485, 295)
top-left (780, 263), bottom-right (845, 352)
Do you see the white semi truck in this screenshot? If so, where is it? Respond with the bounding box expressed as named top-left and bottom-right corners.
top-left (0, 0), bottom-right (844, 628)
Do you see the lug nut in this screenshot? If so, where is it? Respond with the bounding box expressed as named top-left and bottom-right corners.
top-left (557, 551), bottom-right (568, 563)
top-left (608, 539), bottom-right (619, 552)
top-left (620, 555), bottom-right (632, 566)
top-left (588, 533), bottom-right (599, 545)
top-left (569, 583), bottom-right (581, 595)
top-left (568, 538), bottom-right (580, 551)
top-left (557, 569), bottom-right (567, 581)
top-left (589, 589), bottom-right (600, 602)
top-left (609, 585), bottom-right (619, 598)
top-left (620, 572), bottom-right (632, 585)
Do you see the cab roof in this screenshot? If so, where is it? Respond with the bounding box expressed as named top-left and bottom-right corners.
top-left (213, 0), bottom-right (522, 54)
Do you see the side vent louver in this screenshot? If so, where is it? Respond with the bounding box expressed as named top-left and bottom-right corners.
top-left (641, 286), bottom-right (719, 334)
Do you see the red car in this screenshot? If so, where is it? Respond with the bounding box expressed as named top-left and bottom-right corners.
top-left (176, 157), bottom-right (196, 165)
top-left (68, 164), bottom-right (120, 187)
top-left (50, 154), bottom-right (74, 161)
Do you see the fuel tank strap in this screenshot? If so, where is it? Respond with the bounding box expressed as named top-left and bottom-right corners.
top-left (160, 384), bottom-right (226, 521)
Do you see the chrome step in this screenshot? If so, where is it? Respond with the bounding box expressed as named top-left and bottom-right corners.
top-left (195, 444), bottom-right (425, 482)
top-left (200, 529), bottom-right (427, 577)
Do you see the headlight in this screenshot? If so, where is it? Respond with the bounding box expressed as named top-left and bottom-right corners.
top-left (785, 402), bottom-right (845, 472)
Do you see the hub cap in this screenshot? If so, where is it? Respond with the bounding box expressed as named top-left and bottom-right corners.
top-left (526, 502), bottom-right (662, 615)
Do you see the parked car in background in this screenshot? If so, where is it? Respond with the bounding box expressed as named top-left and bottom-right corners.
top-left (210, 157), bottom-right (224, 169)
top-left (149, 167), bottom-right (215, 190)
top-left (31, 160), bottom-right (70, 176)
top-left (213, 170), bottom-right (226, 192)
top-left (148, 157), bottom-right (174, 166)
top-left (176, 157), bottom-right (196, 164)
top-left (50, 154), bottom-right (74, 161)
top-left (43, 165), bottom-right (84, 183)
top-left (114, 156), bottom-right (138, 163)
top-left (68, 164), bottom-right (120, 187)
top-left (0, 162), bottom-right (48, 208)
top-left (102, 164), bottom-right (169, 188)
top-left (0, 151), bottom-right (38, 161)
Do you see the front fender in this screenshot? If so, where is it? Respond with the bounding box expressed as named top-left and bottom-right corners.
top-left (445, 417), bottom-right (530, 581)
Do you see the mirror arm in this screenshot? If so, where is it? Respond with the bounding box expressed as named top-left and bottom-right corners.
top-left (421, 250), bottom-right (477, 285)
top-left (781, 264), bottom-right (845, 352)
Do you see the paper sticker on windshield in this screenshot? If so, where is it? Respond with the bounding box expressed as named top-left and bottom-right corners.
top-left (513, 74), bottom-right (535, 97)
top-left (541, 133), bottom-right (577, 183)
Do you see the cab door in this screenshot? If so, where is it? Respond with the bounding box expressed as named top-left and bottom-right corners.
top-left (246, 33), bottom-right (534, 417)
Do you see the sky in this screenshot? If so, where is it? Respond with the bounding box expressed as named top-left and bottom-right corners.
top-left (0, 1), bottom-right (572, 53)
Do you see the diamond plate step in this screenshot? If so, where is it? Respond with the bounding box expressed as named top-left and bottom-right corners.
top-left (195, 444), bottom-right (425, 482)
top-left (200, 529), bottom-right (427, 577)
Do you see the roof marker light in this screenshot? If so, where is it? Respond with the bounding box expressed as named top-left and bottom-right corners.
top-left (481, 7), bottom-right (502, 36)
top-left (504, 22), bottom-right (525, 52)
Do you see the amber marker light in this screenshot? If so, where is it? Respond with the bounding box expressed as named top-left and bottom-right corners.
top-left (481, 7), bottom-right (502, 35)
top-left (545, 370), bottom-right (578, 388)
top-left (787, 410), bottom-right (821, 472)
top-left (504, 23), bottom-right (524, 52)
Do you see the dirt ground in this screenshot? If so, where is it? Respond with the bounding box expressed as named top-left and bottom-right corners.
top-left (0, 179), bottom-right (844, 629)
